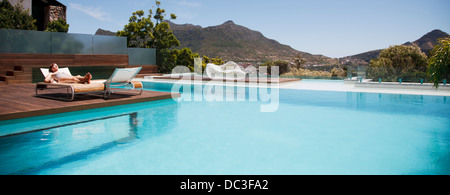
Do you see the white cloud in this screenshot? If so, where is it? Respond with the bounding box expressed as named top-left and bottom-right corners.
top-left (177, 0), bottom-right (202, 8)
top-left (69, 3), bottom-right (111, 21)
top-left (175, 0), bottom-right (202, 21)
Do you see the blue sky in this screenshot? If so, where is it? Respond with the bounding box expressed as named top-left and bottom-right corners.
top-left (58, 0), bottom-right (450, 58)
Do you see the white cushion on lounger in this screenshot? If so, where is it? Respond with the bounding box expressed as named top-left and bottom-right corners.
top-left (106, 67), bottom-right (142, 83)
top-left (205, 61), bottom-right (246, 79)
top-left (40, 67), bottom-right (72, 77)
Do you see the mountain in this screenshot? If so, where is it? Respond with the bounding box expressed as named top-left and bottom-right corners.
top-left (343, 29), bottom-right (449, 64)
top-left (168, 20), bottom-right (337, 64)
top-left (97, 22), bottom-right (447, 66)
top-left (95, 28), bottom-right (116, 36)
top-left (404, 29), bottom-right (449, 52)
top-left (96, 21), bottom-right (336, 64)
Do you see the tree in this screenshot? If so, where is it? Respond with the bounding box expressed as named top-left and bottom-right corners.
top-left (177, 48), bottom-right (199, 72)
top-left (293, 54), bottom-right (306, 69)
top-left (157, 48), bottom-right (196, 72)
top-left (0, 0), bottom-right (37, 30)
top-left (151, 22), bottom-right (179, 49)
top-left (331, 67), bottom-right (346, 77)
top-left (260, 60), bottom-right (290, 75)
top-left (157, 48), bottom-right (178, 73)
top-left (116, 1), bottom-right (179, 49)
top-left (118, 1), bottom-right (226, 74)
top-left (118, 1), bottom-right (182, 73)
top-left (427, 37), bottom-right (450, 88)
top-left (203, 55), bottom-right (224, 67)
top-left (117, 10), bottom-right (153, 48)
top-left (45, 18), bottom-right (69, 32)
top-left (368, 44), bottom-right (428, 82)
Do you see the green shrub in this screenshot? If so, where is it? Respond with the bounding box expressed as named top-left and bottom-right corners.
top-left (45, 18), bottom-right (69, 32)
top-left (428, 37), bottom-right (450, 88)
top-left (260, 60), bottom-right (290, 75)
top-left (369, 45), bottom-right (428, 82)
top-left (0, 0), bottom-right (37, 30)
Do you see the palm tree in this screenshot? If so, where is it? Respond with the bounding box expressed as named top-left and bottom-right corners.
top-left (427, 37), bottom-right (450, 88)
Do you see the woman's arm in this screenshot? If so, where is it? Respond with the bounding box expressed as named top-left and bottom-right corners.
top-left (44, 73), bottom-right (55, 83)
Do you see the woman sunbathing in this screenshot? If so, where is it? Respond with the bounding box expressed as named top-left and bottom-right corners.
top-left (44, 63), bottom-right (92, 84)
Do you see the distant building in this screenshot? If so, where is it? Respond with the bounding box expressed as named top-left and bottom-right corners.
top-left (7, 0), bottom-right (66, 31)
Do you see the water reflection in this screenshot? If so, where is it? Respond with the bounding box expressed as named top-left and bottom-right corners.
top-left (0, 100), bottom-right (179, 175)
top-left (278, 89), bottom-right (449, 117)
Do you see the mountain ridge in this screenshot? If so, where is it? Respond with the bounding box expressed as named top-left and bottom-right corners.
top-left (167, 20), bottom-right (337, 65)
top-left (96, 22), bottom-right (448, 66)
top-left (343, 29), bottom-right (449, 64)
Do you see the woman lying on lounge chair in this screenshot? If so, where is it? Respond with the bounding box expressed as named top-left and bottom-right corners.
top-left (44, 63), bottom-right (92, 84)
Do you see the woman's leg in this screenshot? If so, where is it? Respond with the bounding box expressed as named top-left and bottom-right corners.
top-left (57, 73), bottom-right (92, 84)
top-left (84, 73), bottom-right (92, 84)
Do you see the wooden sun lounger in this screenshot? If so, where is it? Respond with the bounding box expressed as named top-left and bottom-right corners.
top-left (35, 67), bottom-right (143, 101)
top-left (36, 81), bottom-right (106, 101)
top-left (36, 80), bottom-right (144, 101)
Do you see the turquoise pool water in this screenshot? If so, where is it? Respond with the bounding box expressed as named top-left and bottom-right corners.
top-left (0, 81), bottom-right (449, 175)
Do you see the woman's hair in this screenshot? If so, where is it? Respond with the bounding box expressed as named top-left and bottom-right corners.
top-left (49, 63), bottom-right (57, 73)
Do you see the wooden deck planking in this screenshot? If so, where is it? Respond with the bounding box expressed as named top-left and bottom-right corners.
top-left (0, 84), bottom-right (179, 121)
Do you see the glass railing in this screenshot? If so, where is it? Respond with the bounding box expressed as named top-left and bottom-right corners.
top-left (0, 28), bottom-right (156, 65)
top-left (0, 28), bottom-right (127, 55)
top-left (0, 29), bottom-right (51, 53)
top-left (127, 48), bottom-right (156, 65)
top-left (347, 65), bottom-right (448, 85)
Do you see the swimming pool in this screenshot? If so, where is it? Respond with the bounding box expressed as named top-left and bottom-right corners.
top-left (0, 81), bottom-right (449, 175)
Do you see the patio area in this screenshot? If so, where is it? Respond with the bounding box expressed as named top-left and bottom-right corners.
top-left (0, 84), bottom-right (179, 121)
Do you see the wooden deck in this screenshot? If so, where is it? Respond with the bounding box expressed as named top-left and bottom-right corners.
top-left (0, 84), bottom-right (180, 121)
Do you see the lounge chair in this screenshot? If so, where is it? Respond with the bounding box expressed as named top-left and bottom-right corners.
top-left (36, 67), bottom-right (143, 101)
top-left (104, 67), bottom-right (143, 99)
top-left (205, 61), bottom-right (246, 79)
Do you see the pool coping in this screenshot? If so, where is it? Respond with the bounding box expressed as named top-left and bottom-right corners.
top-left (285, 81), bottom-right (450, 96)
top-left (151, 75), bottom-right (302, 83)
top-left (138, 78), bottom-right (450, 97)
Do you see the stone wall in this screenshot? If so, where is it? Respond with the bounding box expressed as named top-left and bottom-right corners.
top-left (44, 5), bottom-right (66, 29)
top-left (48, 5), bottom-right (66, 22)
